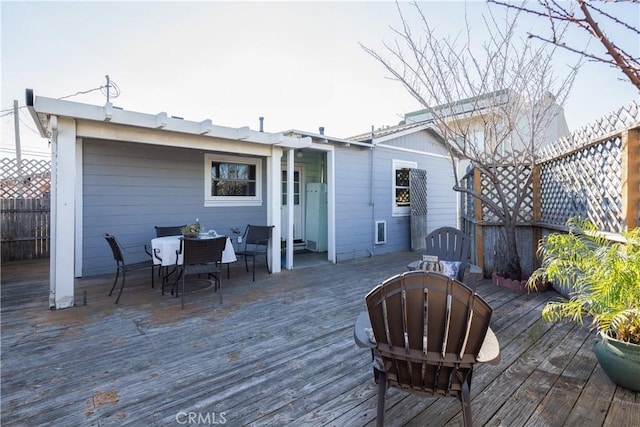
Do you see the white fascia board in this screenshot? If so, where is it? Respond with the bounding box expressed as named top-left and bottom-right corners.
top-left (372, 124), bottom-right (443, 145)
top-left (30, 95), bottom-right (304, 147)
top-left (75, 121), bottom-right (275, 156)
top-left (284, 129), bottom-right (371, 148)
top-left (375, 143), bottom-right (453, 160)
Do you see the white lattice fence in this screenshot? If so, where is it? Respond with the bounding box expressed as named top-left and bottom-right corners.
top-left (540, 136), bottom-right (623, 232)
top-left (537, 101), bottom-right (639, 234)
top-left (1, 158), bottom-right (51, 199)
top-left (479, 163), bottom-right (533, 223)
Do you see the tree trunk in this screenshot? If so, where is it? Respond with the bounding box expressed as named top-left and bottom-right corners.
top-left (497, 222), bottom-right (522, 280)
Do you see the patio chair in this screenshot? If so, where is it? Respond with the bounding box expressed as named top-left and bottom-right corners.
top-left (354, 270), bottom-right (500, 427)
top-left (423, 226), bottom-right (480, 289)
top-left (146, 224), bottom-right (187, 288)
top-left (235, 224), bottom-right (274, 281)
top-left (154, 225), bottom-right (186, 237)
top-left (176, 236), bottom-right (226, 308)
top-left (104, 233), bottom-right (155, 304)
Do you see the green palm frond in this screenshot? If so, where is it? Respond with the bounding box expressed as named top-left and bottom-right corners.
top-left (529, 218), bottom-right (640, 344)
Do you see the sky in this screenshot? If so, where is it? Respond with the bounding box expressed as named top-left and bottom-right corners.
top-left (1, 0), bottom-right (639, 160)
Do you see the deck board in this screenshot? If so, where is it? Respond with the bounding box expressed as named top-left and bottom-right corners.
top-left (1, 253), bottom-right (639, 426)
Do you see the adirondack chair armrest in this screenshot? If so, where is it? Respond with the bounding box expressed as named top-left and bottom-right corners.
top-left (353, 311), bottom-right (376, 349)
top-left (477, 326), bottom-right (501, 365)
top-left (460, 262), bottom-right (482, 291)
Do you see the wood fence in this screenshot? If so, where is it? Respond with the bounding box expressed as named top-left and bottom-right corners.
top-left (1, 158), bottom-right (51, 261)
top-left (1, 198), bottom-right (50, 261)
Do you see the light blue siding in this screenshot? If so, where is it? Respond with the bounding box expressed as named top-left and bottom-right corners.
top-left (83, 139), bottom-right (268, 275)
top-left (333, 129), bottom-right (459, 262)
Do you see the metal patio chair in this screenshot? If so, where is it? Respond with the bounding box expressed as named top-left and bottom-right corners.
top-left (235, 224), bottom-right (274, 281)
top-left (145, 224), bottom-right (187, 288)
top-left (104, 233), bottom-right (154, 304)
top-left (354, 270), bottom-right (500, 427)
top-left (175, 236), bottom-right (226, 308)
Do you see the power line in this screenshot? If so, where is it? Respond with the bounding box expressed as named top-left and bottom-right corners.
top-left (18, 112), bottom-right (40, 135)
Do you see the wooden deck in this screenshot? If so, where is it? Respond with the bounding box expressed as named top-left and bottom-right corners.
top-left (1, 253), bottom-right (639, 426)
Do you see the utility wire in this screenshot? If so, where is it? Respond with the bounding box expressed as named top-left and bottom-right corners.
top-left (18, 112), bottom-right (40, 135)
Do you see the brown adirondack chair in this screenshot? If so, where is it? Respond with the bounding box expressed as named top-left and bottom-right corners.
top-left (354, 270), bottom-right (500, 427)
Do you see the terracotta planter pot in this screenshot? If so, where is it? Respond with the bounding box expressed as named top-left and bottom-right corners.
top-left (594, 332), bottom-right (640, 392)
top-left (182, 232), bottom-right (198, 238)
top-left (492, 272), bottom-right (550, 292)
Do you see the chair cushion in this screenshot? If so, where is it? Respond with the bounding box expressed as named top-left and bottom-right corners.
top-left (439, 260), bottom-right (461, 280)
top-left (418, 258), bottom-right (442, 273)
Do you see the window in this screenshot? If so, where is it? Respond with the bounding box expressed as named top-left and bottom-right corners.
top-left (204, 154), bottom-right (262, 207)
top-left (282, 170), bottom-right (300, 206)
top-left (393, 159), bottom-right (416, 216)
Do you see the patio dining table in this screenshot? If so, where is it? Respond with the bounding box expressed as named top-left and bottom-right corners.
top-left (151, 235), bottom-right (237, 267)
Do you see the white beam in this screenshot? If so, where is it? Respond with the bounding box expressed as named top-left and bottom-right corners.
top-left (155, 112), bottom-right (168, 128)
top-left (32, 95), bottom-right (312, 148)
top-left (199, 119), bottom-right (212, 135)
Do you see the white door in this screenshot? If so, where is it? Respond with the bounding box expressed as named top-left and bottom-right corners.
top-left (281, 168), bottom-right (303, 241)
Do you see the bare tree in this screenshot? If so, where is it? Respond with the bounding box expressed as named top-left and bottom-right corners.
top-left (488, 0), bottom-right (640, 91)
top-left (362, 1), bottom-right (579, 279)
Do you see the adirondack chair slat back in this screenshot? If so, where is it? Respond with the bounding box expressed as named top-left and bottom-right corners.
top-left (425, 226), bottom-right (471, 262)
top-left (365, 271), bottom-right (492, 397)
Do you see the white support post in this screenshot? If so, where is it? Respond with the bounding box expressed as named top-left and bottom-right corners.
top-left (267, 146), bottom-right (282, 273)
top-left (286, 150), bottom-right (295, 269)
top-left (50, 116), bottom-right (77, 309)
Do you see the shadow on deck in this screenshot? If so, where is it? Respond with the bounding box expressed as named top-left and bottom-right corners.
top-left (1, 253), bottom-right (638, 426)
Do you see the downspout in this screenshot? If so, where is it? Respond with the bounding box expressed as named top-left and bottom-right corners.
top-left (369, 125), bottom-right (375, 257)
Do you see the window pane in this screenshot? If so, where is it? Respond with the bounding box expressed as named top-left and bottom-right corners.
top-left (396, 169), bottom-right (410, 187)
top-left (210, 162), bottom-right (257, 197)
top-left (396, 188), bottom-right (410, 206)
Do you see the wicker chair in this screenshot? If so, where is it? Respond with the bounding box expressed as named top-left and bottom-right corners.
top-left (104, 233), bottom-right (154, 304)
top-left (354, 270), bottom-right (500, 427)
top-left (175, 236), bottom-right (226, 308)
top-left (235, 225), bottom-right (274, 281)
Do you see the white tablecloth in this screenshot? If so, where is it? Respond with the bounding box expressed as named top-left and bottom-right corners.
top-left (151, 235), bottom-right (237, 266)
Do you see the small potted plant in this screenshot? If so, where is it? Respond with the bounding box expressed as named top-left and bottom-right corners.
top-left (529, 217), bottom-right (640, 391)
top-left (181, 222), bottom-right (200, 238)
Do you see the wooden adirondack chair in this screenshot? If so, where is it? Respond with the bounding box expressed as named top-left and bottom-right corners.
top-left (354, 270), bottom-right (500, 427)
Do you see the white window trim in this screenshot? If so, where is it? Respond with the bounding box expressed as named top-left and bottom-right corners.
top-left (392, 159), bottom-right (417, 217)
top-left (204, 153), bottom-right (262, 207)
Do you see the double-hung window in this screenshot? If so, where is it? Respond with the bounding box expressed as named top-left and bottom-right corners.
top-left (392, 159), bottom-right (416, 216)
top-left (204, 154), bottom-right (262, 207)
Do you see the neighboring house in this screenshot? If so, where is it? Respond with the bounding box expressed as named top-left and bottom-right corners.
top-left (27, 90), bottom-right (464, 309)
top-left (403, 89), bottom-right (570, 154)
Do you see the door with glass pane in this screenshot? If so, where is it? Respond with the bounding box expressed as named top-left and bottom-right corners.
top-left (281, 168), bottom-right (303, 241)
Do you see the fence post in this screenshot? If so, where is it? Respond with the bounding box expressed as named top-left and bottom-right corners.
top-left (622, 128), bottom-right (640, 230)
top-left (473, 168), bottom-right (484, 272)
top-left (531, 164), bottom-right (542, 270)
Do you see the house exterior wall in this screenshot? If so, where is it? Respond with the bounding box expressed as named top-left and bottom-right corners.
top-left (82, 129), bottom-right (459, 274)
top-left (82, 139), bottom-right (268, 276)
top-left (333, 130), bottom-right (459, 262)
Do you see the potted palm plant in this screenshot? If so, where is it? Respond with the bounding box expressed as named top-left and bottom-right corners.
top-left (529, 218), bottom-right (640, 391)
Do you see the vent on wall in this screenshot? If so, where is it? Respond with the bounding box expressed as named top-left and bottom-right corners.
top-left (375, 220), bottom-right (387, 244)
